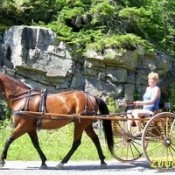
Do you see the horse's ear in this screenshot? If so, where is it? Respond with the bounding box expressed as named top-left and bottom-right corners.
top-left (20, 79), bottom-right (32, 89)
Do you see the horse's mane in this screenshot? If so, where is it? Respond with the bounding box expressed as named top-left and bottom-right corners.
top-left (0, 73), bottom-right (30, 89)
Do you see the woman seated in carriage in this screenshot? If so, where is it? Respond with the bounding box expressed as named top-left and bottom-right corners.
top-left (127, 72), bottom-right (161, 137)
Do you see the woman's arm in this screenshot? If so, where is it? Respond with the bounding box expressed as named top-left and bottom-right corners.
top-left (134, 87), bottom-right (160, 106)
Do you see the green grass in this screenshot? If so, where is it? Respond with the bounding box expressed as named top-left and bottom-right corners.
top-left (0, 120), bottom-right (111, 161)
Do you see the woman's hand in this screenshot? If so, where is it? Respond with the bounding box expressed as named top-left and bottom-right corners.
top-left (133, 101), bottom-right (142, 106)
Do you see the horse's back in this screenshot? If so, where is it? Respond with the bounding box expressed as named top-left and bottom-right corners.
top-left (46, 90), bottom-right (98, 115)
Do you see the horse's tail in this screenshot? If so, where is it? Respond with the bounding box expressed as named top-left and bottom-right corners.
top-left (96, 97), bottom-right (114, 153)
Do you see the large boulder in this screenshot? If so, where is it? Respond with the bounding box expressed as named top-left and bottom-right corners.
top-left (3, 26), bottom-right (73, 78)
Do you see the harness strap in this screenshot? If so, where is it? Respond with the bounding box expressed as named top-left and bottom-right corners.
top-left (37, 89), bottom-right (48, 129)
top-left (81, 93), bottom-right (96, 116)
top-left (21, 90), bottom-right (32, 111)
top-left (39, 89), bottom-right (47, 114)
top-left (11, 92), bottom-right (41, 102)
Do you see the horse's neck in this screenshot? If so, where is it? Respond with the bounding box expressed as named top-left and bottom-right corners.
top-left (0, 75), bottom-right (29, 100)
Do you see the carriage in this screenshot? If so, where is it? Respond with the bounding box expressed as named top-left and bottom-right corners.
top-left (0, 72), bottom-right (174, 172)
top-left (105, 110), bottom-right (175, 172)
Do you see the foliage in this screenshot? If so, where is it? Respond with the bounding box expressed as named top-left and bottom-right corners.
top-left (0, 99), bottom-right (11, 120)
top-left (0, 0), bottom-right (175, 56)
top-left (118, 0), bottom-right (175, 56)
top-left (0, 118), bottom-right (12, 129)
top-left (0, 0), bottom-right (60, 27)
top-left (86, 33), bottom-right (153, 52)
top-left (167, 83), bottom-right (175, 112)
top-left (106, 97), bottom-right (118, 113)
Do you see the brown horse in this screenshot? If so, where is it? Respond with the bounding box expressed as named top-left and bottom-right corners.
top-left (0, 72), bottom-right (114, 169)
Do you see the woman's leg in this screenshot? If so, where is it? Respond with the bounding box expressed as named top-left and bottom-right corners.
top-left (127, 114), bottom-right (133, 132)
top-left (132, 109), bottom-right (153, 135)
top-left (132, 111), bottom-right (142, 134)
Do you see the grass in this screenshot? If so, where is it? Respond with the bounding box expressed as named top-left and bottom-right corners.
top-left (0, 120), bottom-right (111, 161)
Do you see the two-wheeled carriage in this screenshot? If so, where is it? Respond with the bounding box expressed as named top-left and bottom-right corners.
top-left (111, 111), bottom-right (175, 172)
top-left (0, 72), bottom-right (174, 171)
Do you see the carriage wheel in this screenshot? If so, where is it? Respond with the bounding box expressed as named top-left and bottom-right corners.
top-left (142, 112), bottom-right (175, 171)
top-left (111, 119), bottom-right (143, 162)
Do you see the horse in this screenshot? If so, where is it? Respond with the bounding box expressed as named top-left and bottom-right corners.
top-left (0, 72), bottom-right (114, 169)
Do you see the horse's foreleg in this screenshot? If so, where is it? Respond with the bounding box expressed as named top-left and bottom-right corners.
top-left (0, 122), bottom-right (27, 167)
top-left (85, 125), bottom-right (107, 166)
top-left (28, 131), bottom-right (47, 169)
top-left (0, 137), bottom-right (14, 167)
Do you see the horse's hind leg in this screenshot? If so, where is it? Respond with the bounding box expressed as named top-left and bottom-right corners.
top-left (28, 130), bottom-right (47, 169)
top-left (85, 125), bottom-right (107, 166)
top-left (57, 138), bottom-right (81, 169)
top-left (56, 124), bottom-right (83, 169)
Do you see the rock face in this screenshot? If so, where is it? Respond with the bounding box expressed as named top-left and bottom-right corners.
top-left (0, 25), bottom-right (174, 103)
top-left (2, 26), bottom-right (73, 90)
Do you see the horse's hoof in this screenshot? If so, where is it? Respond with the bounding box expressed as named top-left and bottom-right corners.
top-left (40, 164), bottom-right (47, 169)
top-left (101, 162), bottom-right (107, 169)
top-left (56, 163), bottom-right (65, 170)
top-left (0, 160), bottom-right (5, 168)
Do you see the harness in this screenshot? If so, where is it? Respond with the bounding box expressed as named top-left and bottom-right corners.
top-left (37, 89), bottom-right (48, 129)
top-left (12, 89), bottom-right (48, 129)
top-left (82, 93), bottom-right (96, 116)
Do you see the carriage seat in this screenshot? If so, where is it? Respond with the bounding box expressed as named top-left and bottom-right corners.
top-left (126, 109), bottom-right (161, 127)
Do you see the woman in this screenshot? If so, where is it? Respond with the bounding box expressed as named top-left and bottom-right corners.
top-left (127, 72), bottom-right (161, 137)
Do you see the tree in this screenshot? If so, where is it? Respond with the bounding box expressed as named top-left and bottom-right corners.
top-left (0, 0), bottom-right (175, 56)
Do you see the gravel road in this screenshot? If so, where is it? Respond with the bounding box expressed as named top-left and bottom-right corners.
top-left (0, 159), bottom-right (173, 175)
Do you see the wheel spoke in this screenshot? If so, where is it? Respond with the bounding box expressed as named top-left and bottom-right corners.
top-left (146, 143), bottom-right (162, 154)
top-left (119, 144), bottom-right (126, 158)
top-left (131, 140), bottom-right (142, 155)
top-left (169, 118), bottom-right (175, 137)
top-left (168, 147), bottom-right (175, 161)
top-left (166, 117), bottom-right (169, 137)
top-left (115, 140), bottom-right (125, 150)
top-left (129, 142), bottom-right (135, 159)
top-left (145, 136), bottom-right (164, 143)
top-left (114, 138), bottom-right (124, 145)
top-left (147, 124), bottom-right (163, 138)
top-left (132, 139), bottom-right (142, 146)
top-left (117, 141), bottom-right (130, 159)
top-left (154, 144), bottom-right (166, 161)
top-left (126, 143), bottom-right (129, 160)
top-left (165, 146), bottom-right (169, 162)
top-left (170, 144), bottom-right (175, 152)
top-left (158, 119), bottom-right (166, 137)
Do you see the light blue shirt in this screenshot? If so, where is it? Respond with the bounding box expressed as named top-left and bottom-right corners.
top-left (143, 86), bottom-right (160, 111)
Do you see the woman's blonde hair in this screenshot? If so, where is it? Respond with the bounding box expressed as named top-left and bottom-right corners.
top-left (148, 72), bottom-right (159, 82)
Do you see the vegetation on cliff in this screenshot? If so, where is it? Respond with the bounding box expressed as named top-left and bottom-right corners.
top-left (0, 0), bottom-right (175, 56)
